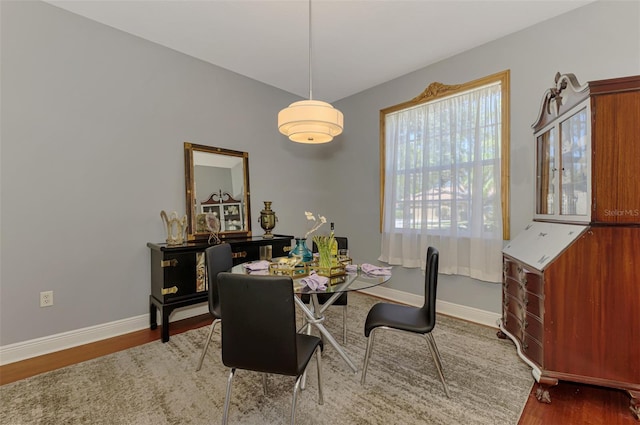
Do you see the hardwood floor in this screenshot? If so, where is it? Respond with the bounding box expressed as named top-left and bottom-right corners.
top-left (1, 315), bottom-right (637, 424)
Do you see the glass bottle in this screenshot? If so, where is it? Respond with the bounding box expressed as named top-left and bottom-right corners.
top-left (330, 222), bottom-right (338, 266)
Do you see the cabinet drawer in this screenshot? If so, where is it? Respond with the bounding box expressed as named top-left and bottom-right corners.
top-left (521, 271), bottom-right (543, 296)
top-left (152, 251), bottom-right (202, 302)
top-left (504, 276), bottom-right (525, 300)
top-left (505, 294), bottom-right (525, 322)
top-left (271, 241), bottom-right (292, 258)
top-left (522, 333), bottom-right (543, 367)
top-left (523, 313), bottom-right (543, 342)
top-left (505, 279), bottom-right (543, 319)
top-left (503, 311), bottom-right (523, 343)
top-left (230, 244), bottom-right (257, 265)
top-left (524, 292), bottom-right (543, 319)
top-left (504, 259), bottom-right (543, 295)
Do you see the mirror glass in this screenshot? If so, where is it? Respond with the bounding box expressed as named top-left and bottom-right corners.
top-left (184, 142), bottom-right (251, 240)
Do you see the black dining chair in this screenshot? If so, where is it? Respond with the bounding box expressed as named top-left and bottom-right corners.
top-left (218, 272), bottom-right (324, 425)
top-left (301, 237), bottom-right (349, 343)
top-left (360, 246), bottom-right (450, 397)
top-left (195, 243), bottom-right (233, 371)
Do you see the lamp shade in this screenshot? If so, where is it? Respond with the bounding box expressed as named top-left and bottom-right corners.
top-left (278, 100), bottom-right (344, 144)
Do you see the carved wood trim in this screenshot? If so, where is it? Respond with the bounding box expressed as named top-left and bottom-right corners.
top-left (201, 191), bottom-right (240, 205)
top-left (532, 72), bottom-right (589, 132)
top-left (411, 82), bottom-right (463, 103)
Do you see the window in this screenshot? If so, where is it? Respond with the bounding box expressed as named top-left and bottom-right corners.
top-left (379, 71), bottom-right (510, 282)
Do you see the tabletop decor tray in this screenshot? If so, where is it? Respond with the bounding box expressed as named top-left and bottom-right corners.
top-left (268, 260), bottom-right (310, 278)
top-left (311, 262), bottom-right (347, 278)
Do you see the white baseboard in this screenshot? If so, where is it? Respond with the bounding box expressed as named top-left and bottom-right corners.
top-left (358, 286), bottom-right (501, 329)
top-left (0, 291), bottom-right (499, 366)
top-left (0, 303), bottom-right (209, 366)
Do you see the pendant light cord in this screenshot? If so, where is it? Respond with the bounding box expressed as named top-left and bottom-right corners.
top-left (308, 0), bottom-right (313, 100)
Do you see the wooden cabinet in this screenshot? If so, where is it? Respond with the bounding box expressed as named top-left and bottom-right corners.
top-left (501, 74), bottom-right (640, 420)
top-left (533, 74), bottom-right (640, 224)
top-left (147, 235), bottom-right (292, 342)
top-left (591, 79), bottom-right (640, 224)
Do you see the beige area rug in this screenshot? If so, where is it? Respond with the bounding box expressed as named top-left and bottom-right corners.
top-left (0, 292), bottom-right (533, 425)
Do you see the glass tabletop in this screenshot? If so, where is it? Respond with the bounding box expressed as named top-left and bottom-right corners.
top-left (230, 260), bottom-right (391, 295)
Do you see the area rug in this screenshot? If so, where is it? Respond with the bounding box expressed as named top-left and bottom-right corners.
top-left (0, 292), bottom-right (533, 424)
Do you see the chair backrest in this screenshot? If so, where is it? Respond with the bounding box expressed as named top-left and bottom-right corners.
top-left (312, 236), bottom-right (348, 253)
top-left (218, 272), bottom-right (299, 376)
top-left (205, 243), bottom-right (234, 318)
top-left (421, 246), bottom-right (439, 320)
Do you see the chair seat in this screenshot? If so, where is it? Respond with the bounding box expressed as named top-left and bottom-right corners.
top-left (295, 334), bottom-right (323, 375)
top-left (364, 302), bottom-right (435, 337)
top-left (300, 292), bottom-right (347, 305)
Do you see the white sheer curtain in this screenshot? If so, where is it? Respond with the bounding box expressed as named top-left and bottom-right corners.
top-left (379, 83), bottom-right (503, 282)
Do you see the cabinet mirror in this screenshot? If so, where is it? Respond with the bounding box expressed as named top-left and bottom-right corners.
top-left (184, 142), bottom-right (251, 241)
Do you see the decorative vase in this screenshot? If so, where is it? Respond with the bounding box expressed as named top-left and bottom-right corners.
top-left (313, 234), bottom-right (335, 269)
top-left (259, 201), bottom-right (277, 239)
top-left (160, 210), bottom-right (187, 246)
top-left (289, 237), bottom-right (313, 262)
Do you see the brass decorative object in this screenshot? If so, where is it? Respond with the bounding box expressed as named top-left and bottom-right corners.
top-left (259, 201), bottom-right (277, 239)
top-left (160, 210), bottom-right (187, 246)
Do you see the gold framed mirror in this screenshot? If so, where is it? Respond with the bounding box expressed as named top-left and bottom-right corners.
top-left (184, 142), bottom-right (251, 241)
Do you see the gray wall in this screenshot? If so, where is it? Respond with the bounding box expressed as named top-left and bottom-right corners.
top-left (295, 1), bottom-right (640, 311)
top-left (1, 0), bottom-right (639, 347)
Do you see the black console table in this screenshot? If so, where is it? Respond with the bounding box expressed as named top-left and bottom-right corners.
top-left (147, 235), bottom-right (293, 342)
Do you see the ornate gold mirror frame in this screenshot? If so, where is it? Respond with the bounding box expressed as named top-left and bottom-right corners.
top-left (184, 142), bottom-right (251, 241)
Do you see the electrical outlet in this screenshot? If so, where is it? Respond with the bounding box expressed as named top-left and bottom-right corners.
top-left (40, 291), bottom-right (53, 307)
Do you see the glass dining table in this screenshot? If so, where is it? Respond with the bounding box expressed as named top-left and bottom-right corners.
top-left (230, 260), bottom-right (391, 373)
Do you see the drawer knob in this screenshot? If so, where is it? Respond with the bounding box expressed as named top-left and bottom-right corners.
top-left (161, 286), bottom-right (179, 295)
top-left (232, 251), bottom-right (247, 259)
top-left (283, 246), bottom-right (292, 252)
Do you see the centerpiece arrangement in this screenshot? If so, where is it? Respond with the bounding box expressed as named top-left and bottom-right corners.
top-left (288, 211), bottom-right (326, 263)
top-left (276, 211), bottom-right (350, 283)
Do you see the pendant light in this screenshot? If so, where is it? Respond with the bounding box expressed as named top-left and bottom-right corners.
top-left (278, 0), bottom-right (343, 144)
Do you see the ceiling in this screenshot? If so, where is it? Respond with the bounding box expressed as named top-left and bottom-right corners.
top-left (45, 0), bottom-right (594, 102)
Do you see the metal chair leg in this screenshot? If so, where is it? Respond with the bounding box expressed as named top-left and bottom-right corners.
top-left (425, 333), bottom-right (450, 398)
top-left (222, 368), bottom-right (236, 425)
top-left (196, 318), bottom-right (220, 371)
top-left (262, 374), bottom-right (268, 396)
top-left (315, 346), bottom-right (324, 405)
top-left (342, 305), bottom-right (348, 344)
top-left (291, 374), bottom-right (303, 425)
top-left (360, 329), bottom-right (377, 385)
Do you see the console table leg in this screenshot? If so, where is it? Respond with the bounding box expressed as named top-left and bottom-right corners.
top-left (629, 390), bottom-right (639, 420)
top-left (149, 296), bottom-right (158, 330)
top-left (161, 308), bottom-right (170, 343)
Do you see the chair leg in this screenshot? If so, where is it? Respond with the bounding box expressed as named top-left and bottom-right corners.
top-left (196, 318), bottom-right (220, 371)
top-left (425, 333), bottom-right (451, 398)
top-left (360, 329), bottom-right (377, 385)
top-left (315, 347), bottom-right (324, 405)
top-left (222, 368), bottom-right (236, 425)
top-left (291, 374), bottom-right (303, 425)
top-left (262, 374), bottom-right (268, 396)
top-left (300, 308), bottom-right (314, 391)
top-left (342, 305), bottom-right (348, 344)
